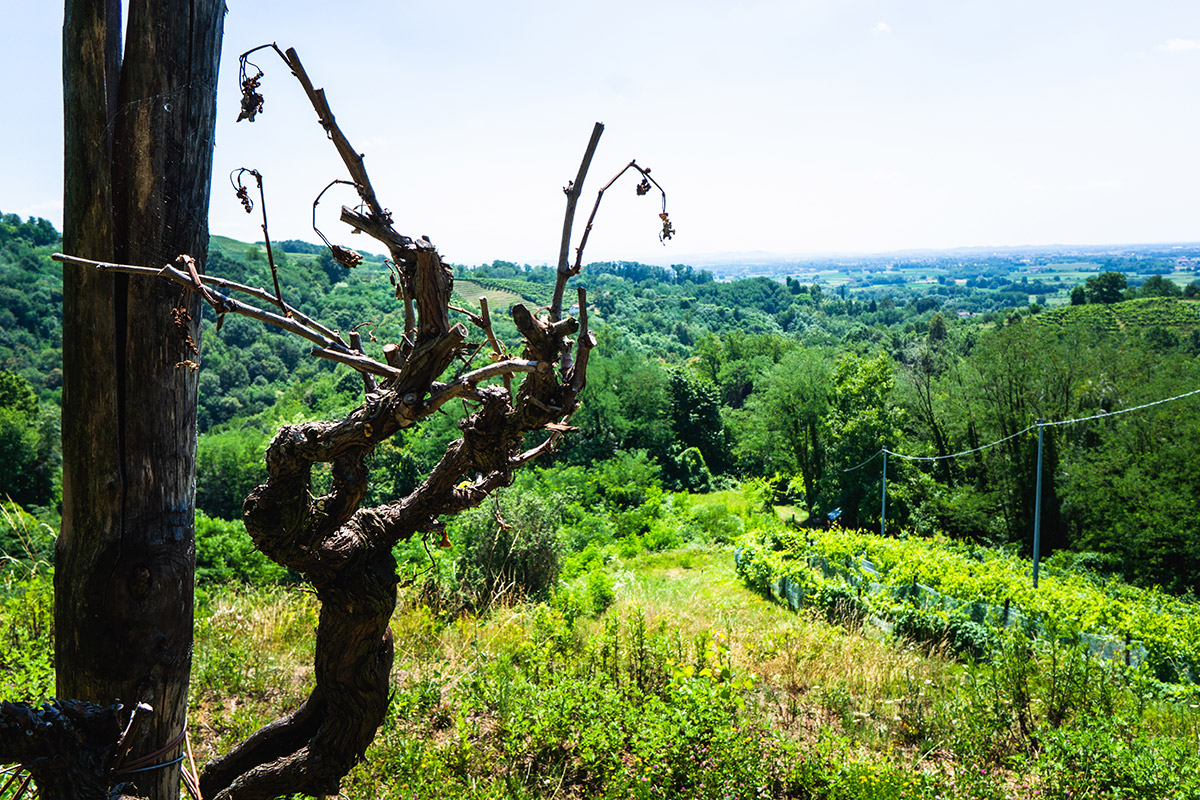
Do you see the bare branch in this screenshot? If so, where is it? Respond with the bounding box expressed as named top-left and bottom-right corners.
top-left (231, 167), bottom-right (287, 313)
top-left (566, 287), bottom-right (595, 403)
top-left (551, 122), bottom-right (604, 323)
top-left (510, 432), bottom-right (563, 468)
top-left (339, 206), bottom-right (416, 266)
top-left (349, 331), bottom-right (377, 394)
top-left (448, 303), bottom-right (484, 327)
top-left (477, 297), bottom-right (504, 357)
top-left (423, 358), bottom-right (544, 414)
top-left (280, 47), bottom-right (389, 224)
top-left (52, 252), bottom-right (350, 349)
top-left (310, 346), bottom-right (402, 380)
top-left (479, 296), bottom-right (511, 395)
top-left (572, 160), bottom-right (669, 275)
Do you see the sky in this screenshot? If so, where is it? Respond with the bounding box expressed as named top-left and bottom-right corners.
top-left (3, 1), bottom-right (1200, 266)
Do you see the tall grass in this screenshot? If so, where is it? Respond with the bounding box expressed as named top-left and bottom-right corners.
top-left (0, 502), bottom-right (55, 704)
top-left (186, 545), bottom-right (1200, 798)
top-left (4, 485), bottom-right (1198, 798)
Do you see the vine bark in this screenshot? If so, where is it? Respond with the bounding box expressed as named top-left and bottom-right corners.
top-left (193, 48), bottom-right (598, 799)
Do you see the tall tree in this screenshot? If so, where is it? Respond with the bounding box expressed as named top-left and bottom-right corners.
top-left (899, 340), bottom-right (953, 484)
top-left (1084, 271), bottom-right (1127, 304)
top-left (58, 1), bottom-right (223, 798)
top-left (668, 367), bottom-right (727, 475)
top-left (736, 348), bottom-right (831, 513)
top-left (962, 321), bottom-right (1085, 550)
top-left (820, 352), bottom-right (902, 530)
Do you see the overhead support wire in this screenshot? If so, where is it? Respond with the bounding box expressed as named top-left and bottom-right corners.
top-left (844, 385), bottom-right (1200, 472)
top-left (837, 384), bottom-right (1200, 589)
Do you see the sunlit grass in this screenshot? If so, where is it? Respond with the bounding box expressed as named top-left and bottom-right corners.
top-left (181, 541), bottom-right (1200, 798)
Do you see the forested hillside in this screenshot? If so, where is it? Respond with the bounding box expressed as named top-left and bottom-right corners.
top-left (0, 213), bottom-right (62, 535)
top-left (3, 212), bottom-right (1200, 593)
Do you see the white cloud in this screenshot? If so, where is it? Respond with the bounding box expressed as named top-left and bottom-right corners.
top-left (1158, 38), bottom-right (1200, 53)
top-left (874, 21), bottom-right (892, 34)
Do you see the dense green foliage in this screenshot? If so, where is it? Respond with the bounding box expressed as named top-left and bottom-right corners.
top-left (0, 570), bottom-right (54, 705)
top-left (0, 213), bottom-right (63, 394)
top-left (4, 212), bottom-right (1200, 596)
top-left (6, 467), bottom-right (1200, 797)
top-left (0, 371), bottom-right (58, 513)
top-left (0, 498), bottom-right (54, 704)
top-left (0, 213), bottom-right (63, 525)
top-left (737, 523), bottom-right (1200, 690)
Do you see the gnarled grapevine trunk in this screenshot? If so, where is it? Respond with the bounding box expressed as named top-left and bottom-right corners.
top-left (192, 50), bottom-right (598, 800)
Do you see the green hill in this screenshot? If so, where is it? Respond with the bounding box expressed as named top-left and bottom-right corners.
top-left (1037, 296), bottom-right (1200, 333)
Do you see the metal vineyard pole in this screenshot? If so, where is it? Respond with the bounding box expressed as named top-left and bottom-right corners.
top-left (881, 449), bottom-right (888, 537)
top-left (1032, 419), bottom-right (1044, 588)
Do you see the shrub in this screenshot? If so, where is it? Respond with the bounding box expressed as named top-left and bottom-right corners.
top-left (815, 582), bottom-right (866, 626)
top-left (585, 568), bottom-right (616, 617)
top-left (1038, 716), bottom-right (1196, 799)
top-left (593, 449), bottom-right (661, 509)
top-left (672, 446), bottom-right (713, 492)
top-left (0, 571), bottom-right (54, 702)
top-left (644, 519), bottom-right (680, 552)
top-left (195, 511), bottom-right (287, 585)
top-left (688, 501), bottom-right (744, 544)
top-left (451, 490), bottom-right (563, 609)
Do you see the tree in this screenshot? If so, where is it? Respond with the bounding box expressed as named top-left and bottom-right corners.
top-left (0, 371), bottom-right (55, 509)
top-left (1137, 274), bottom-right (1182, 298)
top-left (964, 323), bottom-right (1079, 551)
top-left (926, 311), bottom-right (948, 342)
top-left (819, 352), bottom-right (902, 530)
top-left (736, 348), bottom-right (831, 513)
top-left (1084, 271), bottom-right (1127, 304)
top-left (899, 341), bottom-right (953, 484)
top-left (564, 350), bottom-right (672, 467)
top-left (37, 41), bottom-right (670, 798)
top-left (1061, 358), bottom-right (1200, 594)
top-left (668, 367), bottom-right (727, 475)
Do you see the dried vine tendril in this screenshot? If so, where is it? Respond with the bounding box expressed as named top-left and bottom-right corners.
top-left (313, 179), bottom-right (366, 269)
top-left (659, 212), bottom-right (675, 243)
top-left (230, 168), bottom-right (287, 313)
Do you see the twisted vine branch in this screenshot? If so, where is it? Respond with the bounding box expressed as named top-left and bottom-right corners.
top-left (58, 37), bottom-right (668, 798)
top-left (60, 43), bottom-right (603, 799)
